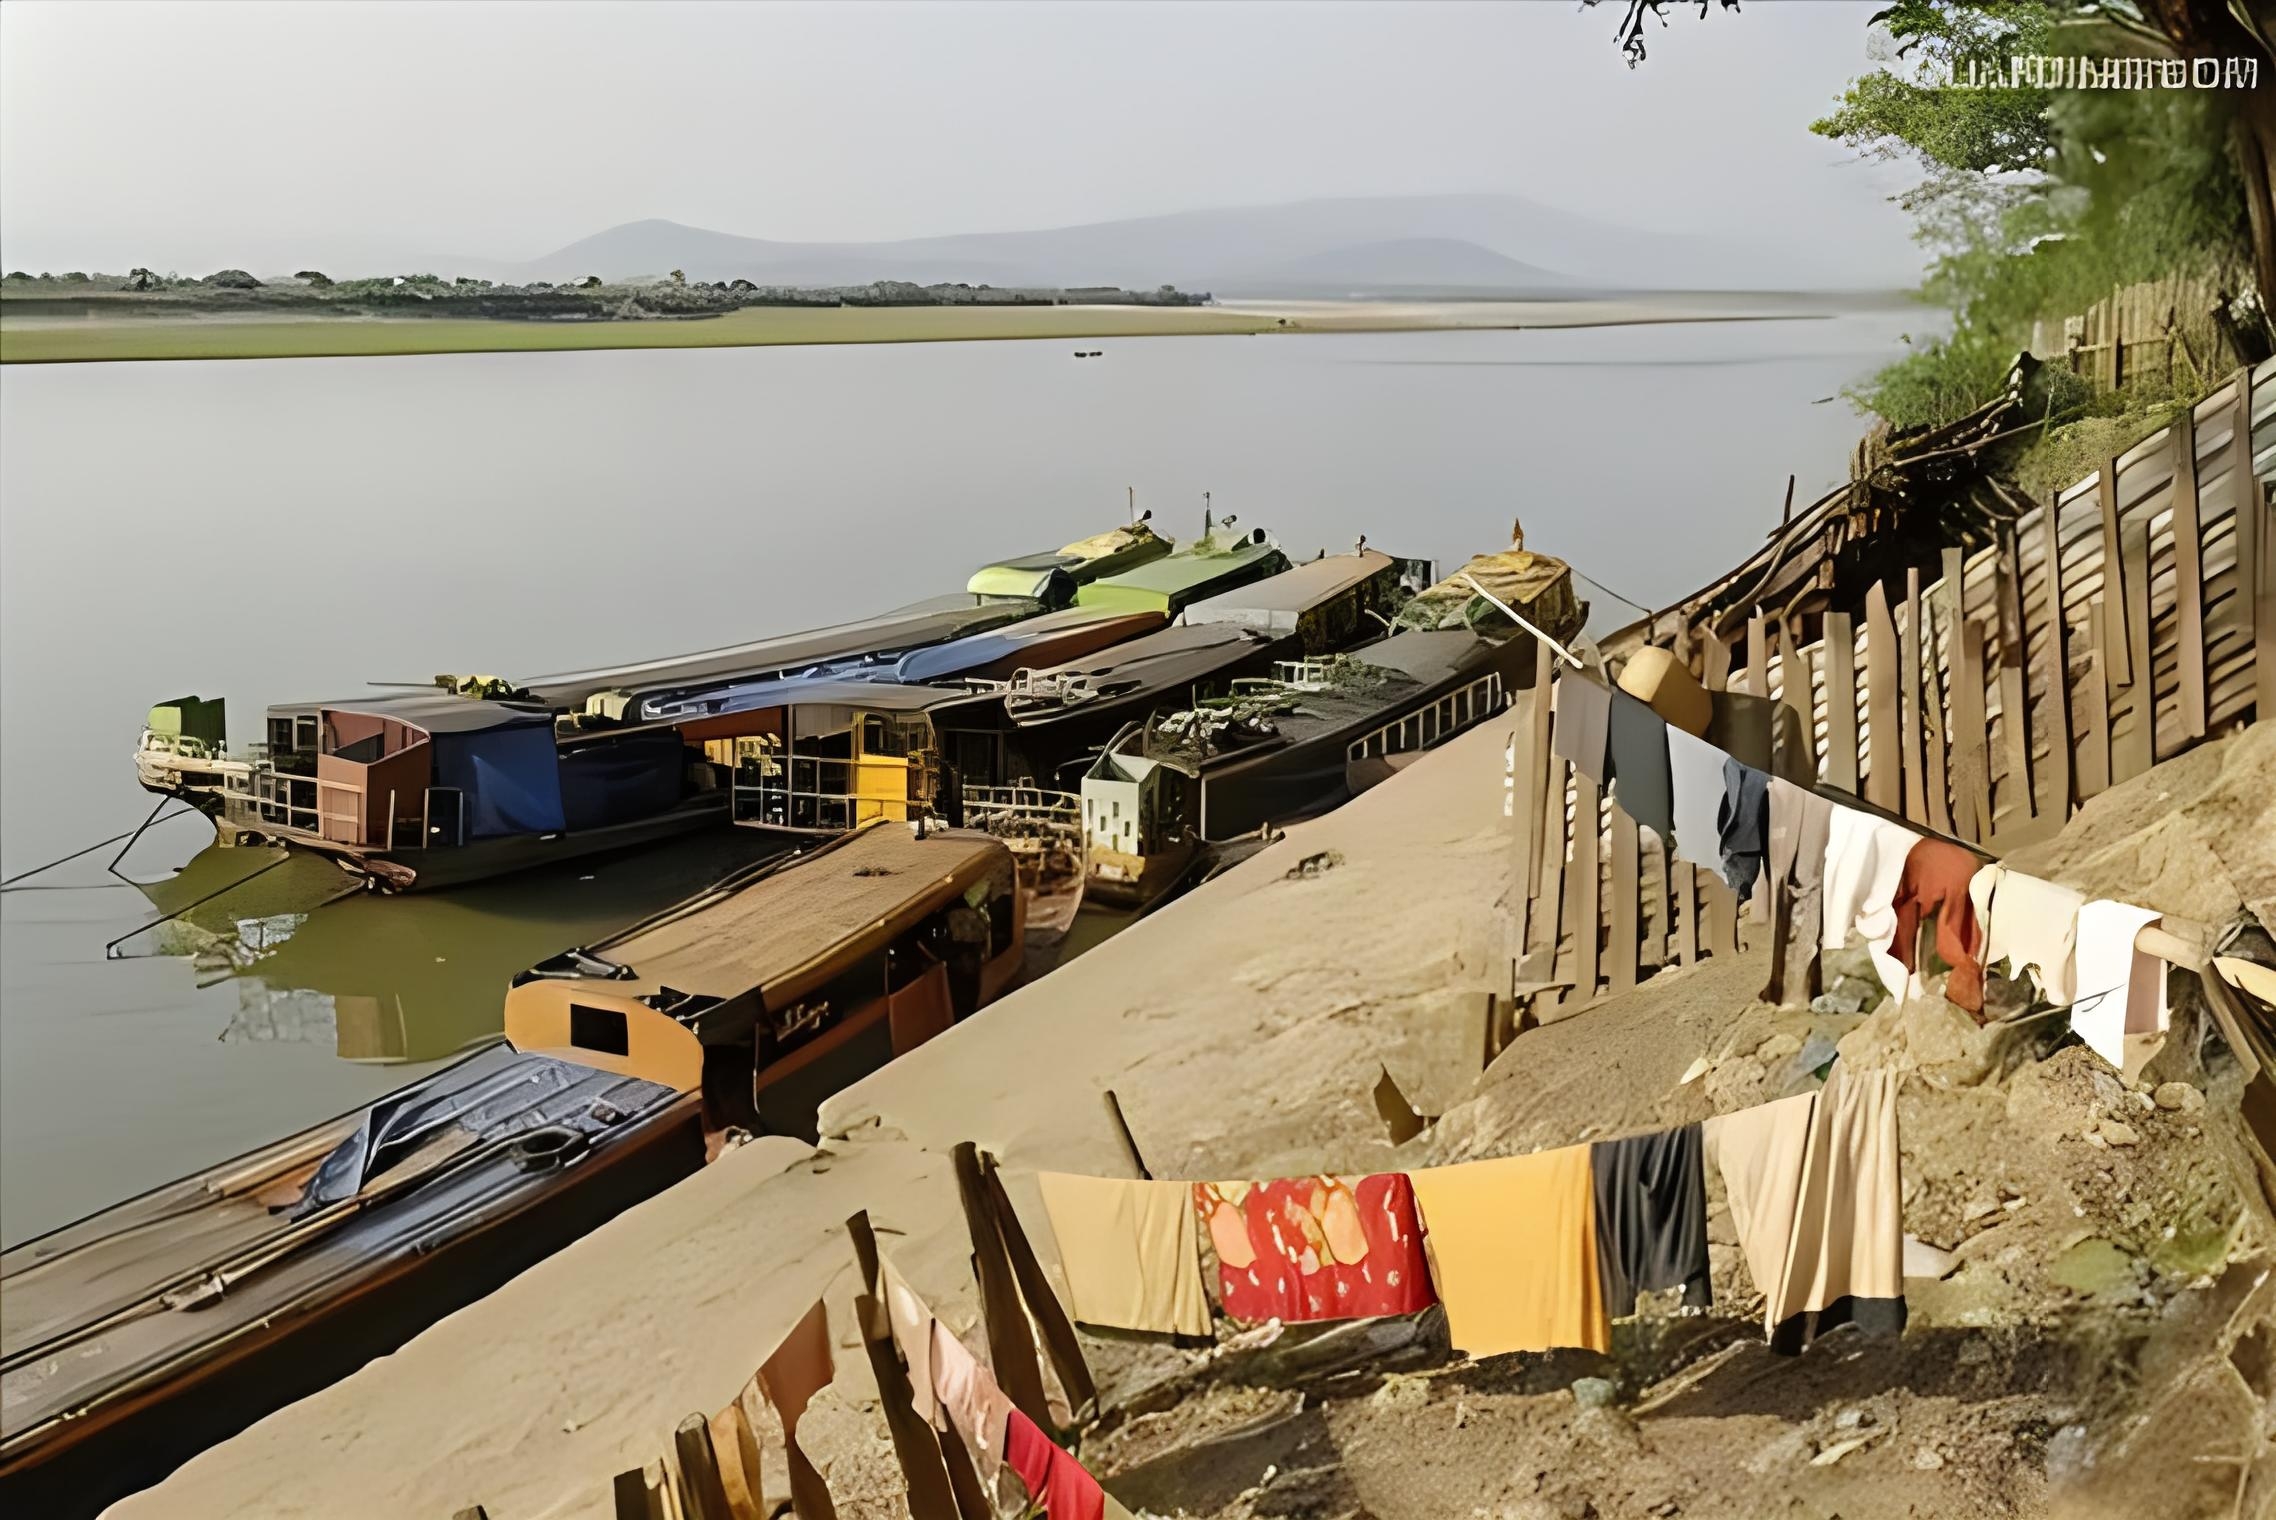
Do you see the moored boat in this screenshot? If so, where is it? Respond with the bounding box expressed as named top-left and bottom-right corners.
top-left (0, 1046), bottom-right (705, 1519)
top-left (504, 819), bottom-right (1022, 1144)
top-left (961, 782), bottom-right (1087, 974)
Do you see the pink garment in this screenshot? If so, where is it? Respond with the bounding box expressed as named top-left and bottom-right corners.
top-left (930, 1319), bottom-right (1015, 1488)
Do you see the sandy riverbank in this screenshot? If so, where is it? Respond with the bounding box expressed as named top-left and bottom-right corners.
top-left (110, 711), bottom-right (2276, 1519)
top-left (0, 292), bottom-right (1869, 364)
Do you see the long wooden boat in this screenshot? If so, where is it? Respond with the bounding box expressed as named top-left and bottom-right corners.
top-left (961, 783), bottom-right (1087, 975)
top-left (0, 1047), bottom-right (705, 1519)
top-left (505, 820), bottom-right (1022, 1144)
top-left (1080, 629), bottom-right (1526, 908)
top-left (1179, 548), bottom-right (1406, 653)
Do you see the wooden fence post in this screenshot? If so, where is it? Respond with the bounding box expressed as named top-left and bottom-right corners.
top-left (1609, 811), bottom-right (1640, 997)
top-left (846, 1211), bottom-right (962, 1520)
top-left (1901, 569), bottom-right (1927, 824)
top-left (2170, 406), bottom-right (2210, 740)
top-left (2234, 368), bottom-right (2273, 722)
top-left (2039, 498), bottom-right (2074, 820)
top-left (1950, 620), bottom-right (1991, 842)
top-left (1823, 611), bottom-right (1858, 792)
top-left (948, 1145), bottom-right (1050, 1428)
top-left (2080, 601), bottom-right (2112, 800)
top-left (1995, 525), bottom-right (2036, 826)
top-left (2114, 510), bottom-right (2155, 783)
top-left (1863, 581), bottom-right (1901, 812)
top-left (978, 1152), bottom-right (1098, 1416)
top-left (1571, 774), bottom-right (1602, 1010)
top-left (674, 1414), bottom-right (734, 1520)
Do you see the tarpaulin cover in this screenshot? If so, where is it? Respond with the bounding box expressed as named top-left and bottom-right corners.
top-left (433, 725), bottom-right (566, 838)
top-left (558, 730), bottom-right (685, 832)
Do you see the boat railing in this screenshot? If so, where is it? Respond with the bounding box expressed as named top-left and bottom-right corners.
top-left (963, 782), bottom-right (1081, 835)
top-left (986, 669), bottom-right (1108, 709)
top-left (1344, 671), bottom-right (1507, 764)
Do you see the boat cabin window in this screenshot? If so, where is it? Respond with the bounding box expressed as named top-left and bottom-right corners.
top-left (569, 1003), bottom-right (631, 1057)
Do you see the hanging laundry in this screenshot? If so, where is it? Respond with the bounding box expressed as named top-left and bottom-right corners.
top-left (1821, 806), bottom-right (1921, 1003)
top-left (1666, 724), bottom-right (1726, 868)
top-left (1191, 1174), bottom-right (1436, 1325)
top-left (1590, 1124), bottom-right (1711, 1318)
top-left (1408, 1144), bottom-right (1610, 1358)
top-left (756, 1298), bottom-right (839, 1520)
top-left (1005, 1407), bottom-right (1109, 1520)
top-left (1887, 837), bottom-right (1988, 1017)
top-left (1707, 1066), bottom-right (1905, 1354)
top-left (2072, 900), bottom-right (2169, 1076)
top-left (880, 1258), bottom-right (938, 1427)
top-left (1765, 777), bottom-right (1835, 1002)
top-left (1605, 688), bottom-right (1675, 845)
top-left (1716, 758), bottom-right (1771, 899)
top-left (931, 1319), bottom-right (1017, 1489)
top-left (1552, 674), bottom-right (1612, 785)
top-left (1974, 865), bottom-right (2083, 1005)
top-left (1035, 1172), bottom-right (1212, 1337)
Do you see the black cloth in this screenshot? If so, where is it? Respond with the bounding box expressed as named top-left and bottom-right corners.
top-left (1768, 1295), bottom-right (1908, 1356)
top-left (1591, 1124), bottom-right (1711, 1318)
top-left (1551, 675), bottom-right (1612, 785)
top-left (1715, 757), bottom-right (1770, 898)
top-left (1604, 688), bottom-right (1674, 844)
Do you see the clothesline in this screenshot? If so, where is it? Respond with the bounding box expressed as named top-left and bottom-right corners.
top-left (1542, 658), bottom-right (2180, 1079)
top-left (1028, 1062), bottom-right (1903, 1367)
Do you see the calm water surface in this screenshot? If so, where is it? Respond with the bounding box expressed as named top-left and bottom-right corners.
top-left (0, 315), bottom-right (1911, 1242)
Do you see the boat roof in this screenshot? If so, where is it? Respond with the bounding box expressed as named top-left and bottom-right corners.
top-left (1182, 550), bottom-right (1395, 622)
top-left (1007, 622), bottom-right (1285, 726)
top-left (0, 1047), bottom-right (681, 1447)
top-left (320, 692), bottom-right (557, 735)
top-left (587, 824), bottom-right (1009, 1003)
top-left (1348, 627), bottom-right (1507, 685)
top-left (756, 677), bottom-right (998, 715)
top-left (520, 596), bottom-right (1036, 710)
top-left (890, 605), bottom-right (1165, 684)
top-left (1078, 535), bottom-right (1284, 599)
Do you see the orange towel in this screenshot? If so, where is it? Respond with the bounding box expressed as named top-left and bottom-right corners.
top-left (1408, 1144), bottom-right (1609, 1357)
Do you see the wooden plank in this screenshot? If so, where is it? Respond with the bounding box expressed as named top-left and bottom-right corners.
top-left (1996, 525), bottom-right (2035, 823)
top-left (947, 1148), bottom-right (1049, 1429)
top-left (1920, 634), bottom-right (1954, 835)
top-left (1778, 616), bottom-right (1816, 777)
top-left (1863, 580), bottom-right (1901, 811)
top-left (2168, 405), bottom-right (2209, 739)
top-left (1949, 619), bottom-right (1991, 841)
top-left (1703, 872), bottom-right (1739, 958)
top-left (1823, 610), bottom-right (1858, 792)
top-left (1702, 632), bottom-right (1731, 692)
top-left (1508, 668), bottom-right (1543, 963)
top-left (2039, 497), bottom-right (2074, 819)
top-left (2113, 512), bottom-right (2155, 783)
top-left (1901, 568), bottom-right (1927, 824)
top-left (1747, 613), bottom-right (1771, 701)
top-left (2237, 369), bottom-right (2274, 722)
top-left (2098, 458), bottom-right (2131, 683)
top-left (1609, 809), bottom-right (1640, 997)
top-left (2080, 600), bottom-right (2112, 799)
top-left (1674, 861), bottom-right (1699, 968)
top-left (1529, 753), bottom-right (1569, 972)
top-left (1572, 774), bottom-right (1602, 1007)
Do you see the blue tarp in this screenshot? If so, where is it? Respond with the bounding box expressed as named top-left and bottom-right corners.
top-left (433, 724), bottom-right (567, 839)
top-left (559, 730), bottom-right (685, 832)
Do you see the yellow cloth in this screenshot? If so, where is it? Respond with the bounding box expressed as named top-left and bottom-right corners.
top-left (1035, 1172), bottom-right (1211, 1336)
top-left (1408, 1145), bottom-right (1609, 1357)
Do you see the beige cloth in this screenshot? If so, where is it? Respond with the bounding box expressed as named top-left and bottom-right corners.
top-left (2073, 899), bottom-right (2168, 1077)
top-left (1407, 1145), bottom-right (1609, 1358)
top-left (880, 1257), bottom-right (938, 1427)
top-left (1035, 1172), bottom-right (1212, 1336)
top-left (1975, 865), bottom-right (2083, 1005)
top-left (931, 1319), bottom-right (1016, 1489)
top-left (1707, 1067), bottom-right (1904, 1350)
top-left (755, 1298), bottom-right (838, 1520)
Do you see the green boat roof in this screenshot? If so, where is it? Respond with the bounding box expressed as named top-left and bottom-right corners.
top-left (1076, 536), bottom-right (1288, 611)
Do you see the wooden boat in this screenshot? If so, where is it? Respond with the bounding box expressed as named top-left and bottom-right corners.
top-left (143, 691), bottom-right (731, 892)
top-left (0, 1047), bottom-right (704, 1519)
top-left (965, 521), bottom-right (1173, 603)
top-left (961, 783), bottom-right (1087, 974)
top-left (1072, 517), bottom-right (1290, 615)
top-left (1179, 548), bottom-right (1407, 654)
top-left (505, 820), bottom-right (1022, 1144)
top-left (1078, 630), bottom-right (1527, 908)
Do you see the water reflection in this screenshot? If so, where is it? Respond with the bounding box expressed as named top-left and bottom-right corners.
top-left (131, 827), bottom-right (796, 1065)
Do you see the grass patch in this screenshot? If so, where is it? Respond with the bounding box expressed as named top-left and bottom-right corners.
top-left (0, 304), bottom-right (1278, 364)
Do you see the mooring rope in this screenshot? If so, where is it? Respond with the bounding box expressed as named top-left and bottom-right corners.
top-left (0, 805), bottom-right (195, 891)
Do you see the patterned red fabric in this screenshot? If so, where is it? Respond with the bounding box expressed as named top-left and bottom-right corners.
top-left (1192, 1173), bottom-right (1437, 1323)
top-left (1005, 1408), bottom-right (1106, 1520)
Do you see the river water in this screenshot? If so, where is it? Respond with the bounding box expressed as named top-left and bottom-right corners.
top-left (0, 312), bottom-right (1911, 1243)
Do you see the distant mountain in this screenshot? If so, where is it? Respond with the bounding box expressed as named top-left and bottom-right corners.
top-left (458, 194), bottom-right (1846, 296)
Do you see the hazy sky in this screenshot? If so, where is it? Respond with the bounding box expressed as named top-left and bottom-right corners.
top-left (0, 0), bottom-right (1920, 279)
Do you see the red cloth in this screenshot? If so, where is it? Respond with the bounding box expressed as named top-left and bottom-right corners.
top-left (1005, 1408), bottom-right (1106, 1520)
top-left (1890, 837), bottom-right (1987, 1018)
top-left (1192, 1173), bottom-right (1437, 1323)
